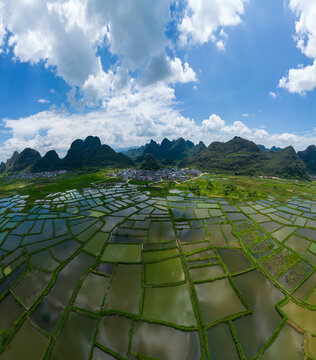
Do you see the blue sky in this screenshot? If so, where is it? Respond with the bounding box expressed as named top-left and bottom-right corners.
top-left (0, 0), bottom-right (315, 161)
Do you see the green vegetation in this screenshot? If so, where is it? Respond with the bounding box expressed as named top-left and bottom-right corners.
top-left (176, 174), bottom-right (316, 202)
top-left (0, 171), bottom-right (315, 359)
top-left (0, 136), bottom-right (133, 174)
top-left (298, 145), bottom-right (316, 175)
top-left (126, 137), bottom-right (206, 161)
top-left (184, 136), bottom-right (309, 180)
top-left (140, 153), bottom-right (160, 170)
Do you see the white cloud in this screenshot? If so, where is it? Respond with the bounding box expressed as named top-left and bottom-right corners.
top-left (38, 98), bottom-right (50, 104)
top-left (1, 92), bottom-right (315, 162)
top-left (0, 0), bottom-right (250, 111)
top-left (141, 53), bottom-right (196, 86)
top-left (279, 60), bottom-right (316, 94)
top-left (86, 0), bottom-right (173, 69)
top-left (242, 113), bottom-right (249, 117)
top-left (0, 0), bottom-right (194, 109)
top-left (201, 114), bottom-right (225, 131)
top-left (280, 0), bottom-right (316, 93)
top-left (269, 91), bottom-right (278, 98)
top-left (178, 0), bottom-right (247, 48)
top-left (0, 1), bottom-right (5, 50)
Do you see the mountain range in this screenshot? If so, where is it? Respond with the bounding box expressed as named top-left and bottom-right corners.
top-left (258, 144), bottom-right (282, 152)
top-left (184, 136), bottom-right (308, 179)
top-left (0, 136), bottom-right (133, 174)
top-left (125, 138), bottom-right (206, 161)
top-left (0, 135), bottom-right (315, 180)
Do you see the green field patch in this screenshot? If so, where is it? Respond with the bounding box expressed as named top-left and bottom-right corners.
top-left (1, 318), bottom-right (48, 360)
top-left (249, 213), bottom-right (271, 223)
top-left (178, 228), bottom-right (207, 243)
top-left (131, 321), bottom-right (201, 360)
top-left (272, 226), bottom-right (296, 241)
top-left (97, 315), bottom-right (131, 357)
top-left (285, 234), bottom-right (310, 255)
top-left (79, 209), bottom-right (107, 217)
top-left (74, 273), bottom-right (109, 311)
top-left (143, 284), bottom-right (197, 327)
top-left (194, 209), bottom-right (209, 218)
top-left (30, 249), bottom-right (60, 271)
top-left (51, 239), bottom-right (81, 261)
top-left (101, 244), bottom-right (141, 263)
top-left (31, 252), bottom-right (94, 333)
top-left (189, 264), bottom-right (225, 281)
top-left (148, 221), bottom-right (161, 243)
top-left (83, 232), bottom-right (109, 256)
top-left (277, 260), bottom-right (312, 291)
top-left (12, 269), bottom-right (51, 309)
top-left (161, 221), bottom-right (176, 241)
top-left (185, 249), bottom-right (216, 261)
top-left (195, 278), bottom-right (246, 325)
top-left (262, 249), bottom-right (299, 278)
top-left (142, 248), bottom-right (179, 262)
top-left (197, 203), bottom-right (219, 209)
top-left (101, 216), bottom-right (125, 232)
top-left (309, 243), bottom-right (316, 254)
top-left (239, 205), bottom-right (257, 214)
top-left (181, 241), bottom-right (210, 254)
top-left (233, 270), bottom-right (283, 359)
top-left (260, 221), bottom-right (283, 233)
top-left (0, 293), bottom-right (24, 332)
top-left (261, 323), bottom-right (304, 360)
top-left (104, 264), bottom-right (142, 314)
top-left (292, 271), bottom-right (316, 302)
top-left (77, 220), bottom-right (104, 242)
top-left (309, 337), bottom-right (316, 359)
top-left (145, 257), bottom-right (185, 285)
top-left (226, 212), bottom-right (248, 221)
top-left (207, 322), bottom-right (239, 360)
top-left (221, 224), bottom-right (240, 247)
top-left (51, 312), bottom-right (97, 360)
top-left (218, 249), bottom-right (252, 273)
top-left (208, 224), bottom-right (226, 247)
top-left (281, 300), bottom-right (316, 334)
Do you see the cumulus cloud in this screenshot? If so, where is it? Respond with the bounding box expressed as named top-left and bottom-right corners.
top-left (280, 0), bottom-right (316, 93)
top-left (0, 0), bottom-right (250, 109)
top-left (141, 53), bottom-right (196, 86)
top-left (178, 0), bottom-right (247, 48)
top-left (1, 90), bottom-right (315, 162)
top-left (0, 0), bottom-right (193, 108)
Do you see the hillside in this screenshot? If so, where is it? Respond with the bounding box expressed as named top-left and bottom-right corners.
top-left (298, 145), bottom-right (316, 174)
top-left (0, 136), bottom-right (134, 174)
top-left (185, 136), bottom-right (308, 179)
top-left (0, 148), bottom-right (42, 173)
top-left (126, 138), bottom-right (206, 161)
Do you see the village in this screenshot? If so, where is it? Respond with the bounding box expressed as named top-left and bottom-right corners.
top-left (7, 170), bottom-right (68, 180)
top-left (114, 168), bottom-right (202, 182)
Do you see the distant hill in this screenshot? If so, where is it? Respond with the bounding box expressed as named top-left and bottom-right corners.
top-left (258, 144), bottom-right (282, 152)
top-left (140, 153), bottom-right (160, 170)
top-left (0, 148), bottom-right (42, 173)
top-left (298, 145), bottom-right (316, 174)
top-left (185, 136), bottom-right (308, 179)
top-left (126, 138), bottom-right (206, 161)
top-left (32, 150), bottom-right (63, 172)
top-left (0, 136), bottom-right (134, 174)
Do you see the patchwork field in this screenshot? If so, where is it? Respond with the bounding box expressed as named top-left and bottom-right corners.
top-left (0, 178), bottom-right (315, 359)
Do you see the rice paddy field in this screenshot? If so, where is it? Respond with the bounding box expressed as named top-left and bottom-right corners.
top-left (0, 175), bottom-right (315, 359)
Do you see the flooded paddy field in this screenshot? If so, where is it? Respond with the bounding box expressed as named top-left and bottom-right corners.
top-left (0, 182), bottom-right (315, 359)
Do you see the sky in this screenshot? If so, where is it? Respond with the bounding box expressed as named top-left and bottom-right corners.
top-left (0, 0), bottom-right (316, 162)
